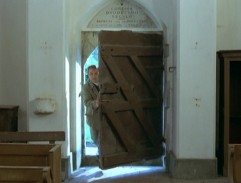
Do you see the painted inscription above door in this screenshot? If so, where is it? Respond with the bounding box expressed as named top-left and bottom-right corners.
top-left (88, 0), bottom-right (159, 29)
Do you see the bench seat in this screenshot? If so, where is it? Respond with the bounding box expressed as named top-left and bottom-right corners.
top-left (0, 166), bottom-right (52, 183)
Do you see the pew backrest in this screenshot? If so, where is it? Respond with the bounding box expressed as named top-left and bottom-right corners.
top-left (0, 143), bottom-right (61, 183)
top-left (233, 145), bottom-right (241, 183)
top-left (0, 131), bottom-right (65, 144)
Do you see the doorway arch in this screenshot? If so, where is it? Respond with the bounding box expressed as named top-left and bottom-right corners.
top-left (73, 0), bottom-right (168, 171)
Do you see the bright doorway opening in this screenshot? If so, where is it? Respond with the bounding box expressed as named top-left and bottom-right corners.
top-left (83, 47), bottom-right (99, 156)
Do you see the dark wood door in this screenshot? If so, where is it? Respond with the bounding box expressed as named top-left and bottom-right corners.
top-left (98, 30), bottom-right (165, 169)
top-left (216, 50), bottom-right (241, 176)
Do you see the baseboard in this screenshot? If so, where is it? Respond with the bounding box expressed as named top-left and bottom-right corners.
top-left (61, 155), bottom-right (72, 180)
top-left (167, 151), bottom-right (217, 179)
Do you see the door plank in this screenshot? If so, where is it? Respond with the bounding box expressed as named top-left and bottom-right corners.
top-left (110, 45), bottom-right (163, 56)
top-left (102, 104), bottom-right (136, 152)
top-left (130, 55), bottom-right (162, 98)
top-left (102, 49), bottom-right (162, 146)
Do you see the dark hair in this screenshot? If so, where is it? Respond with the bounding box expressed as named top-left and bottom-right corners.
top-left (85, 65), bottom-right (98, 81)
top-left (87, 65), bottom-right (98, 73)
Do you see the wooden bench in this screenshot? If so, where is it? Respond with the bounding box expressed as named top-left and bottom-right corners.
top-left (0, 166), bottom-right (52, 183)
top-left (233, 145), bottom-right (241, 183)
top-left (0, 131), bottom-right (65, 144)
top-left (0, 143), bottom-right (61, 183)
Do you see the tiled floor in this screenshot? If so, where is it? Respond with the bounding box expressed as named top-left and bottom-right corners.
top-left (67, 166), bottom-right (232, 183)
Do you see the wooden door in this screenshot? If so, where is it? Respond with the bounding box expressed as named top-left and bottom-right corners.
top-left (98, 31), bottom-right (165, 169)
top-left (216, 50), bottom-right (241, 176)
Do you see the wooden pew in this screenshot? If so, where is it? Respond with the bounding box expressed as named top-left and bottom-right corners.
top-left (0, 166), bottom-right (52, 183)
top-left (0, 131), bottom-right (65, 144)
top-left (0, 143), bottom-right (61, 183)
top-left (233, 145), bottom-right (241, 183)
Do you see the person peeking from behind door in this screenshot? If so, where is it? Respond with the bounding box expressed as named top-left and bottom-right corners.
top-left (80, 65), bottom-right (100, 148)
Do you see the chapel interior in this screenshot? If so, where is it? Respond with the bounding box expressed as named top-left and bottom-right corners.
top-left (0, 0), bottom-right (241, 183)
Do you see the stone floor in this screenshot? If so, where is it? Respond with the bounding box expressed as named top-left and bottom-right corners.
top-left (66, 166), bottom-right (232, 183)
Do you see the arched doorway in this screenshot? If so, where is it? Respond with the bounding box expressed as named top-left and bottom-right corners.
top-left (78, 0), bottom-right (166, 169)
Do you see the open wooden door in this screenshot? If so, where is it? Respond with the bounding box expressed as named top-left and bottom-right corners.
top-left (98, 30), bottom-right (164, 169)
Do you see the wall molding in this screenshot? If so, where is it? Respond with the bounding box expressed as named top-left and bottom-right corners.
top-left (167, 151), bottom-right (217, 179)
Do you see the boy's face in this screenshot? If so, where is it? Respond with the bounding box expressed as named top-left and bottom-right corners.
top-left (88, 67), bottom-right (99, 84)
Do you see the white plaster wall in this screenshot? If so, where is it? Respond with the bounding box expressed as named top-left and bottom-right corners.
top-left (177, 0), bottom-right (216, 159)
top-left (0, 0), bottom-right (28, 130)
top-left (27, 0), bottom-right (69, 156)
top-left (217, 0), bottom-right (241, 50)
